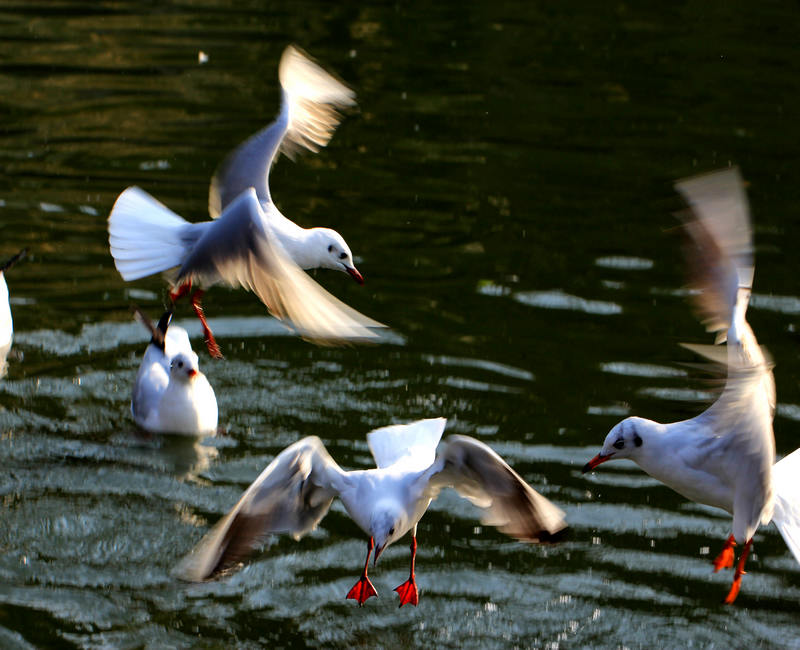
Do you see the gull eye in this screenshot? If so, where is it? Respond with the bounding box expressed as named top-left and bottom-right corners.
top-left (389, 527), bottom-right (395, 535)
top-left (613, 439), bottom-right (625, 450)
top-left (339, 252), bottom-right (347, 260)
top-left (327, 244), bottom-right (334, 253)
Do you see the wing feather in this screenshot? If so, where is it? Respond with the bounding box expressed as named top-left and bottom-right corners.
top-left (173, 436), bottom-right (344, 581)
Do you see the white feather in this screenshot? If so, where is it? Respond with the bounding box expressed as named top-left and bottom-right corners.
top-left (108, 186), bottom-right (190, 281)
top-left (367, 418), bottom-right (446, 470)
top-left (772, 448), bottom-right (800, 565)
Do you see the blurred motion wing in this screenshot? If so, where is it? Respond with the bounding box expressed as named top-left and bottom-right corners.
top-left (181, 189), bottom-right (384, 344)
top-left (209, 44), bottom-right (356, 218)
top-left (422, 435), bottom-right (567, 543)
top-left (174, 437), bottom-right (344, 581)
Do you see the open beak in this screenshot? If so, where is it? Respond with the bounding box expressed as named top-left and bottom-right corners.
top-left (345, 265), bottom-right (364, 285)
top-left (582, 452), bottom-right (613, 473)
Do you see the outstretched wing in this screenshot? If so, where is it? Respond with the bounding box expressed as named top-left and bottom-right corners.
top-left (174, 436), bottom-right (346, 581)
top-left (209, 44), bottom-right (356, 218)
top-left (420, 435), bottom-right (567, 543)
top-left (181, 189), bottom-right (384, 344)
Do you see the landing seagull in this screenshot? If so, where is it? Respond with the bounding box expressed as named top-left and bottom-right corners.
top-left (108, 45), bottom-right (381, 358)
top-left (174, 418), bottom-right (567, 606)
top-left (583, 167), bottom-right (800, 603)
top-left (132, 308), bottom-right (218, 435)
top-left (0, 248), bottom-right (27, 377)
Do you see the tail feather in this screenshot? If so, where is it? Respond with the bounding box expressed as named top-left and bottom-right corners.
top-left (108, 187), bottom-right (190, 281)
top-left (772, 448), bottom-right (800, 566)
top-left (367, 418), bottom-right (447, 470)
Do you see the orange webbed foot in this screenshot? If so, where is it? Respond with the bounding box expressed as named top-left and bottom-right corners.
top-left (394, 577), bottom-right (419, 607)
top-left (346, 576), bottom-right (378, 606)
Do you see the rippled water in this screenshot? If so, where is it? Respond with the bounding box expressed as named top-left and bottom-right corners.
top-left (2, 2), bottom-right (800, 648)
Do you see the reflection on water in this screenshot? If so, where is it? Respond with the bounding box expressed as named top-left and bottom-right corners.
top-left (1, 0), bottom-right (800, 647)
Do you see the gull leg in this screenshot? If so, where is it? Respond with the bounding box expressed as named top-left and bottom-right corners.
top-left (394, 529), bottom-right (419, 607)
top-left (713, 534), bottom-right (736, 572)
top-left (723, 538), bottom-right (752, 605)
top-left (346, 536), bottom-right (378, 606)
top-left (169, 281), bottom-right (192, 304)
top-left (190, 289), bottom-right (223, 359)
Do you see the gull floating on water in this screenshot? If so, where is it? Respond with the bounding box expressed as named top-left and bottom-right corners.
top-left (174, 418), bottom-right (567, 606)
top-left (583, 167), bottom-right (800, 603)
top-left (0, 248), bottom-right (27, 377)
top-left (132, 308), bottom-right (218, 435)
top-left (108, 45), bottom-right (382, 358)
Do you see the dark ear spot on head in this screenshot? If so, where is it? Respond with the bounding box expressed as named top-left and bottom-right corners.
top-left (327, 244), bottom-right (334, 253)
top-left (634, 433), bottom-right (643, 447)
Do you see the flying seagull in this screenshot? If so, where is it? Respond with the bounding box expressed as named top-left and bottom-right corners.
top-left (174, 418), bottom-right (567, 606)
top-left (108, 45), bottom-right (381, 357)
top-left (584, 167), bottom-right (800, 603)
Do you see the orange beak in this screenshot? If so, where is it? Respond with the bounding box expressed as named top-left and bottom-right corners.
top-left (582, 453), bottom-right (613, 473)
top-left (346, 266), bottom-right (364, 285)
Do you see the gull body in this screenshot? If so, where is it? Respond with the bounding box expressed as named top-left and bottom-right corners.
top-left (108, 46), bottom-right (380, 356)
top-left (132, 310), bottom-right (218, 435)
top-left (584, 168), bottom-right (799, 603)
top-left (0, 249), bottom-right (27, 376)
top-left (175, 418), bottom-right (567, 607)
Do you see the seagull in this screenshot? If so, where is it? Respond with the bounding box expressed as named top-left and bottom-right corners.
top-left (174, 418), bottom-right (567, 607)
top-left (132, 308), bottom-right (218, 435)
top-left (583, 167), bottom-right (800, 604)
top-left (0, 248), bottom-right (27, 376)
top-left (108, 45), bottom-right (381, 358)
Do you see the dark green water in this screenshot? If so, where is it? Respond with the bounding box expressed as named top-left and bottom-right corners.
top-left (1, 2), bottom-right (800, 647)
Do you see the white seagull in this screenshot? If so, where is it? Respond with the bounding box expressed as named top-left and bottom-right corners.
top-left (0, 248), bottom-right (27, 376)
top-left (132, 308), bottom-right (218, 435)
top-left (174, 418), bottom-right (567, 607)
top-left (108, 45), bottom-right (382, 358)
top-left (583, 167), bottom-right (800, 603)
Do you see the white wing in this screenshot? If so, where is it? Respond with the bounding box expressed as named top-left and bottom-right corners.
top-left (419, 435), bottom-right (567, 543)
top-left (367, 418), bottom-right (446, 470)
top-left (209, 44), bottom-right (356, 217)
top-left (180, 189), bottom-right (384, 344)
top-left (772, 448), bottom-right (800, 566)
top-left (174, 436), bottom-right (346, 581)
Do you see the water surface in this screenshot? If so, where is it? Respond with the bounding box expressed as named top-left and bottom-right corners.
top-left (1, 2), bottom-right (800, 648)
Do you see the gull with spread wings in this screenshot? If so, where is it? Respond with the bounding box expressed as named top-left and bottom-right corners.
top-left (175, 418), bottom-right (567, 607)
top-left (108, 45), bottom-right (382, 357)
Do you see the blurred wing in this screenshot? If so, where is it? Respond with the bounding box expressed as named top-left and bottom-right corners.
top-left (421, 435), bottom-right (567, 543)
top-left (674, 167), bottom-right (753, 339)
top-left (209, 44), bottom-right (356, 218)
top-left (173, 436), bottom-right (345, 581)
top-left (182, 189), bottom-right (384, 344)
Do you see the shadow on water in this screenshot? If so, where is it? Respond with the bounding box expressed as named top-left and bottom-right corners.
top-left (1, 1), bottom-right (800, 647)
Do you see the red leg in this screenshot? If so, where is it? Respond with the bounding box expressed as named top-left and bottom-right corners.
top-left (713, 534), bottom-right (736, 572)
top-left (190, 289), bottom-right (223, 359)
top-left (723, 538), bottom-right (752, 604)
top-left (347, 537), bottom-right (378, 606)
top-left (394, 535), bottom-right (419, 607)
top-left (169, 281), bottom-right (192, 304)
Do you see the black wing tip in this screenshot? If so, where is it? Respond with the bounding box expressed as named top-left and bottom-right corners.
top-left (1, 247), bottom-right (28, 273)
top-left (534, 526), bottom-right (569, 544)
top-left (131, 305), bottom-right (172, 352)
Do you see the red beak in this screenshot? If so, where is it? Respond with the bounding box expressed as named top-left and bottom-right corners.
top-left (346, 266), bottom-right (364, 285)
top-left (582, 453), bottom-right (613, 473)
top-left (187, 369), bottom-right (198, 379)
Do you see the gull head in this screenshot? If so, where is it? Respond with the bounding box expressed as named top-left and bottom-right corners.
top-left (312, 227), bottom-right (363, 284)
top-left (370, 501), bottom-right (407, 565)
top-left (170, 352), bottom-right (200, 384)
top-left (583, 416), bottom-right (648, 473)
